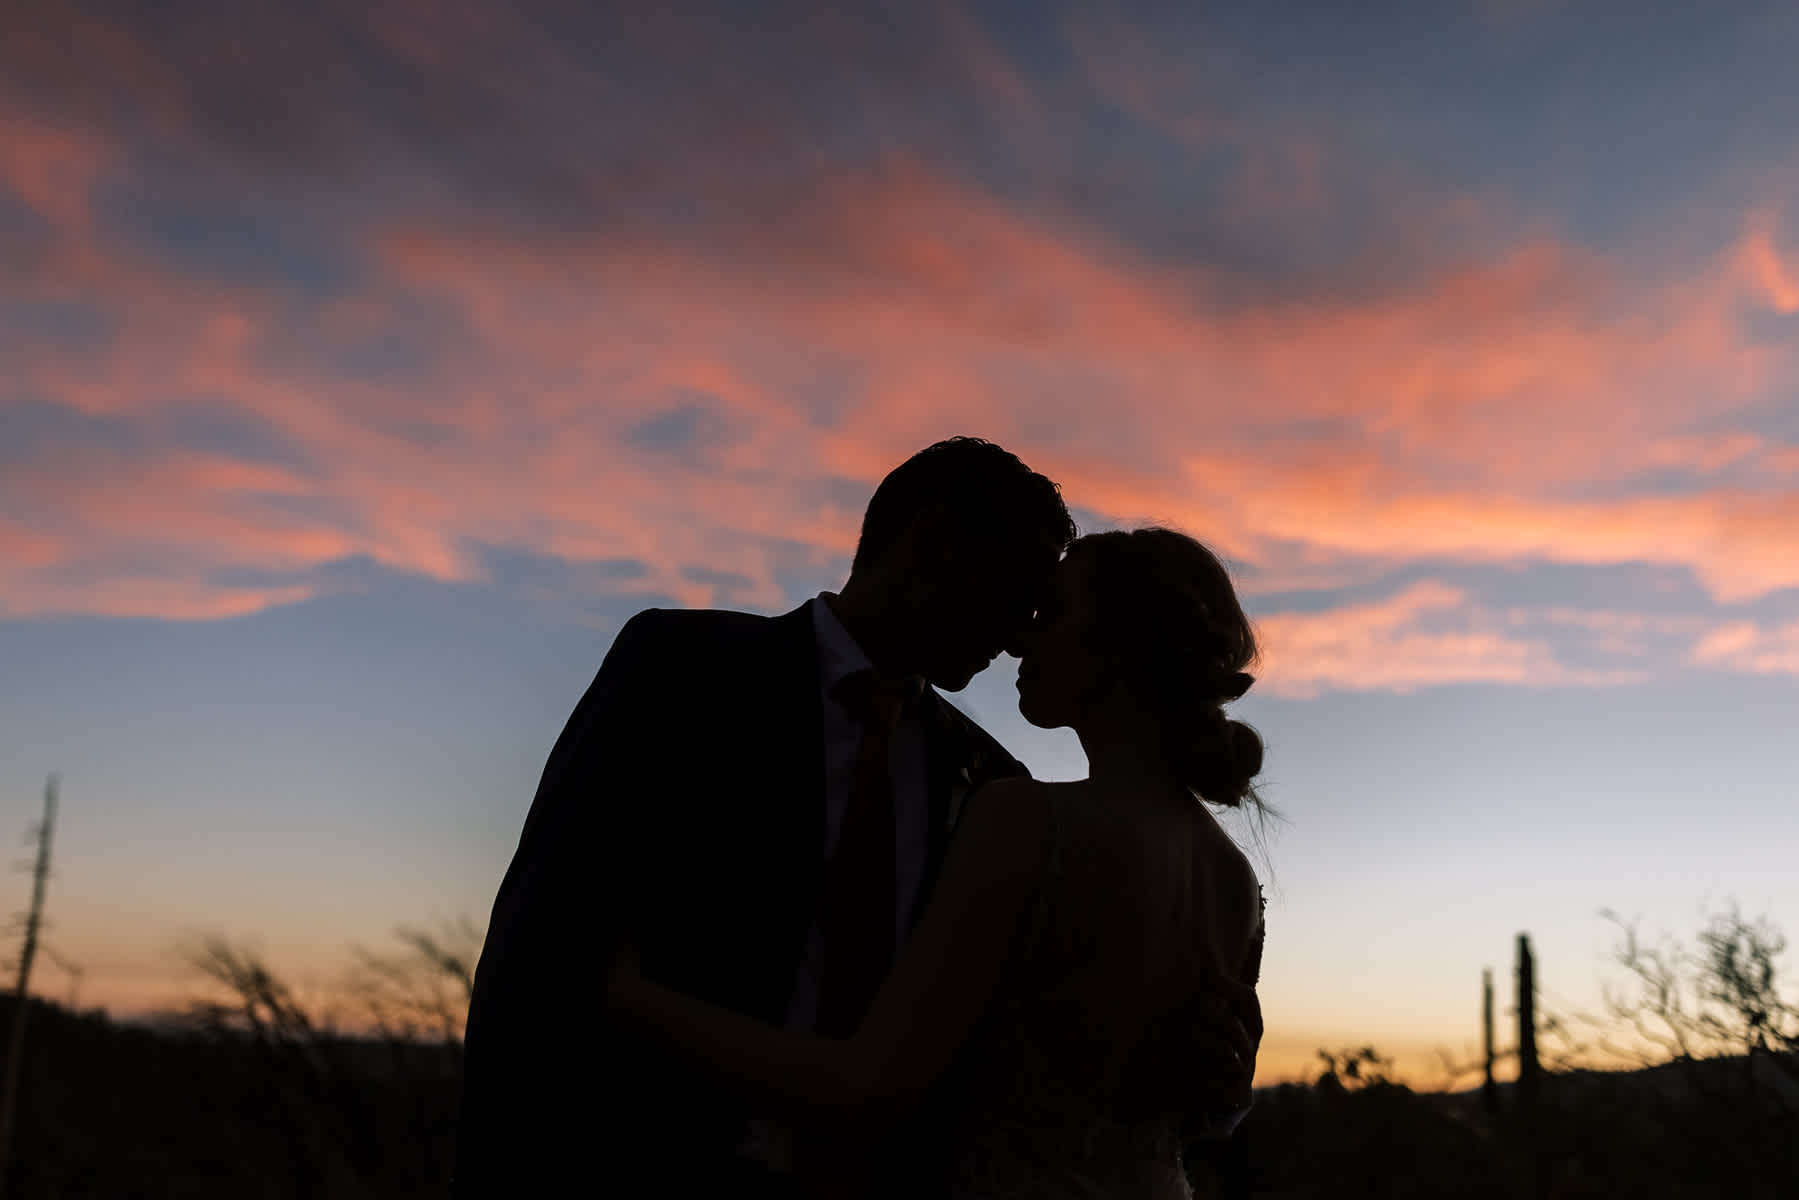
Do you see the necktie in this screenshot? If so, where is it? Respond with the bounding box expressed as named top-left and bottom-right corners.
top-left (795, 670), bottom-right (911, 1195)
top-left (815, 668), bottom-right (909, 1038)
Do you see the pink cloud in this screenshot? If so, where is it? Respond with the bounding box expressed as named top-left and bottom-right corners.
top-left (0, 520), bottom-right (63, 569)
top-left (3, 84), bottom-right (1797, 702)
top-left (0, 112), bottom-right (107, 234)
top-left (0, 577), bottom-right (318, 623)
top-left (1690, 618), bottom-right (1799, 676)
top-left (1249, 581), bottom-right (1647, 698)
top-left (10, 169), bottom-right (1796, 618)
top-left (1740, 216), bottom-right (1799, 315)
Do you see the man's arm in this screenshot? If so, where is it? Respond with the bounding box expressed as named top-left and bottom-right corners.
top-left (1179, 870), bottom-right (1266, 1142)
top-left (1179, 972), bottom-right (1264, 1141)
top-left (481, 609), bottom-right (672, 980)
top-left (453, 609), bottom-right (675, 1191)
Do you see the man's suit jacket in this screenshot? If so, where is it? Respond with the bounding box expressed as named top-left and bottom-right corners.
top-left (452, 601), bottom-right (1026, 1196)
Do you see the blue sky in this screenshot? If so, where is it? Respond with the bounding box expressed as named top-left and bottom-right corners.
top-left (2, 0), bottom-right (1797, 1080)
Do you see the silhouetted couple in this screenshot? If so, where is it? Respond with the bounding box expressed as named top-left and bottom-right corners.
top-left (454, 438), bottom-right (1268, 1198)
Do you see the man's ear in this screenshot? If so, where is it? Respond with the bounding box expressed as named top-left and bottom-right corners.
top-left (907, 503), bottom-right (960, 566)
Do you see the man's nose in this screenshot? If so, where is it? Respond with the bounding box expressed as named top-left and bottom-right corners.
top-left (1004, 626), bottom-right (1034, 660)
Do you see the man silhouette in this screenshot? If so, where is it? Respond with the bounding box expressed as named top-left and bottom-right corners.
top-left (453, 438), bottom-right (1259, 1197)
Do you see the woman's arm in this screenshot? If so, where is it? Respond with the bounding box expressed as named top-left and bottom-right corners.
top-left (607, 778), bottom-right (1053, 1145)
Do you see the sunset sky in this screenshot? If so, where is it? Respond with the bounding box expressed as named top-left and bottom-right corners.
top-left (3, 0), bottom-right (1797, 1085)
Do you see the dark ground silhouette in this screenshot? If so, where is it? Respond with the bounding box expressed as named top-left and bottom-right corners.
top-left (4, 898), bottom-right (1793, 1196)
top-left (2, 994), bottom-right (459, 1198)
top-left (5, 991), bottom-right (1796, 1199)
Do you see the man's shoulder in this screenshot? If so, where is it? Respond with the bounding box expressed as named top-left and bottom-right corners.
top-left (610, 604), bottom-right (809, 669)
top-left (618, 603), bottom-right (797, 642)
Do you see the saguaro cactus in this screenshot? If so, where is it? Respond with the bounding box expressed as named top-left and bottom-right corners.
top-left (1516, 932), bottom-right (1540, 1102)
top-left (1483, 967), bottom-right (1498, 1113)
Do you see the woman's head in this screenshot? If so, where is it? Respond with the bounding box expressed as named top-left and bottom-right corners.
top-left (1012, 527), bottom-right (1264, 809)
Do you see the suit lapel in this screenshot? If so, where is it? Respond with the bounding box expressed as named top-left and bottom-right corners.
top-left (760, 602), bottom-right (829, 1002)
top-left (908, 690), bottom-right (1033, 936)
top-left (909, 690), bottom-right (977, 935)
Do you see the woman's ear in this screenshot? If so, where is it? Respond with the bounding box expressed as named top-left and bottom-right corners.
top-left (1094, 639), bottom-right (1134, 697)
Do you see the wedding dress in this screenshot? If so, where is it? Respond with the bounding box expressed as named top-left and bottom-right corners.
top-left (939, 789), bottom-right (1266, 1200)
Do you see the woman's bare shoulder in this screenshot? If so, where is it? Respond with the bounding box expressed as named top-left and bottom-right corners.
top-left (1179, 809), bottom-right (1260, 974)
top-left (1201, 818), bottom-right (1260, 901)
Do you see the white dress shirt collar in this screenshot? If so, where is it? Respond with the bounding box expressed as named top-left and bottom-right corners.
top-left (809, 592), bottom-right (874, 697)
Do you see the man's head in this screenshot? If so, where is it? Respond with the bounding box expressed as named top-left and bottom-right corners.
top-left (842, 437), bottom-right (1075, 691)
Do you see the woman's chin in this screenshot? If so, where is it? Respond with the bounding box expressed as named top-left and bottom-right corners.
top-left (1014, 695), bottom-right (1058, 731)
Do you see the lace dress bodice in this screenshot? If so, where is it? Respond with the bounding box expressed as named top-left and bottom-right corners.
top-left (941, 788), bottom-right (1264, 1200)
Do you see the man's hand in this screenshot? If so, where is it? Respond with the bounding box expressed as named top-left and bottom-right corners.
top-left (1180, 971), bottom-right (1263, 1135)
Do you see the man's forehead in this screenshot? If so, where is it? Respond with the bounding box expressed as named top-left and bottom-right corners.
top-left (1015, 530), bottom-right (1067, 565)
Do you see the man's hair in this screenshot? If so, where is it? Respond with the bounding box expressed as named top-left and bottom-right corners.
top-left (851, 437), bottom-right (1076, 572)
